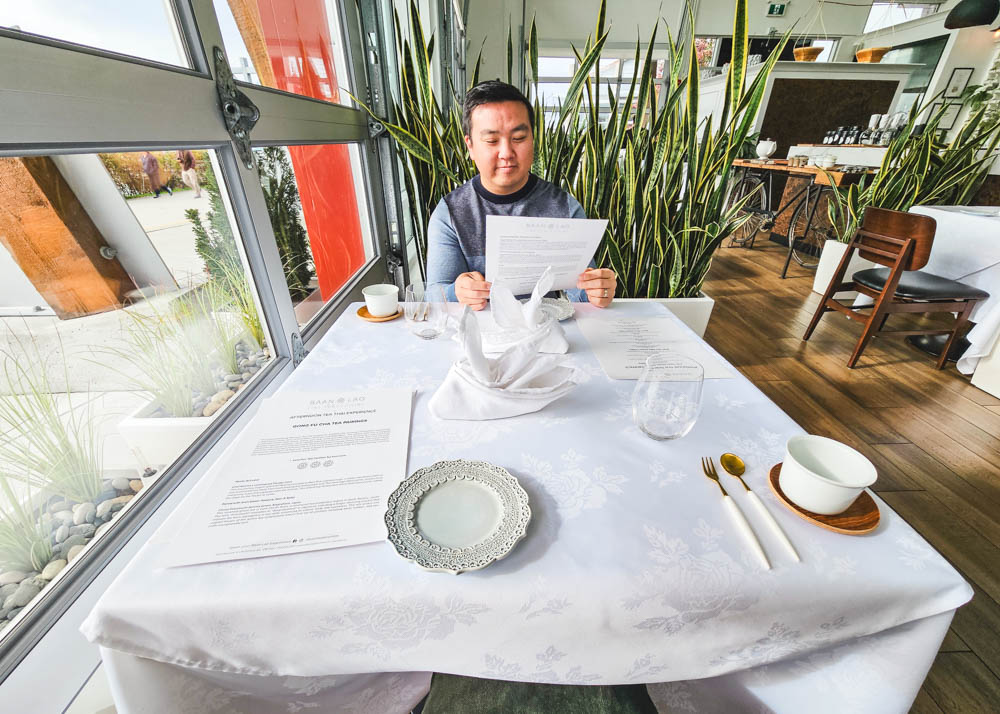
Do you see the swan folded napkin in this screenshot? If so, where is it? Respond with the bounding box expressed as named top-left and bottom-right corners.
top-left (481, 266), bottom-right (569, 354)
top-left (428, 307), bottom-right (581, 420)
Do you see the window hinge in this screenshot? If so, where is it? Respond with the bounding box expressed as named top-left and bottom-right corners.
top-left (291, 332), bottom-right (309, 367)
top-left (368, 119), bottom-right (387, 138)
top-left (386, 251), bottom-right (404, 280)
top-left (213, 46), bottom-right (260, 170)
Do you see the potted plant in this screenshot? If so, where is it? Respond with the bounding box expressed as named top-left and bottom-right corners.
top-left (101, 287), bottom-right (260, 471)
top-left (816, 98), bottom-right (1000, 297)
top-left (814, 178), bottom-right (873, 299)
top-left (364, 0), bottom-right (790, 337)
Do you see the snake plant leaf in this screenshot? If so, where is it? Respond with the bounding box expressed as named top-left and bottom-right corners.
top-left (728, 0), bottom-right (749, 119)
top-left (408, 0), bottom-right (433, 121)
top-left (595, 0), bottom-right (607, 43)
top-left (506, 25), bottom-right (513, 84)
top-left (471, 41), bottom-right (484, 88)
top-left (633, 23), bottom-right (658, 132)
top-left (528, 16), bottom-right (538, 87)
top-left (383, 121), bottom-right (458, 181)
top-left (558, 32), bottom-right (608, 128)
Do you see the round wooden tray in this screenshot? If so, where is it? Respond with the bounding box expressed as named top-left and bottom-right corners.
top-left (769, 463), bottom-right (879, 535)
top-left (357, 306), bottom-right (402, 323)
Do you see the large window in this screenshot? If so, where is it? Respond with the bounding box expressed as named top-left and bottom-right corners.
top-left (0, 0), bottom-right (397, 697)
top-left (881, 35), bottom-right (949, 113)
top-left (534, 53), bottom-right (668, 124)
top-left (864, 2), bottom-right (941, 34)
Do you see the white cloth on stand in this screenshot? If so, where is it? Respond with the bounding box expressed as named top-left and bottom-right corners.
top-left (428, 307), bottom-right (580, 420)
top-left (481, 266), bottom-right (569, 354)
top-left (908, 206), bottom-right (1000, 374)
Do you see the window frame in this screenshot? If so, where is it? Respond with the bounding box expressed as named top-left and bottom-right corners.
top-left (0, 0), bottom-right (400, 699)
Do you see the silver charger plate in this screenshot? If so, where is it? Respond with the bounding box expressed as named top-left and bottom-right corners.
top-left (520, 296), bottom-right (574, 321)
top-left (385, 459), bottom-right (531, 574)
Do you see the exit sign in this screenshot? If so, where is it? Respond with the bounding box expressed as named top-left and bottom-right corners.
top-left (767, 3), bottom-right (787, 16)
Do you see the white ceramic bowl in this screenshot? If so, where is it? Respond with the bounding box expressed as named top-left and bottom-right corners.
top-left (362, 284), bottom-right (399, 317)
top-left (780, 435), bottom-right (877, 515)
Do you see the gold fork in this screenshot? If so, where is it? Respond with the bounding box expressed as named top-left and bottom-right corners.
top-left (701, 457), bottom-right (771, 570)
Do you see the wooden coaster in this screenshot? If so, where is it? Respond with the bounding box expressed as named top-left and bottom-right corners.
top-left (357, 306), bottom-right (402, 323)
top-left (769, 463), bottom-right (879, 535)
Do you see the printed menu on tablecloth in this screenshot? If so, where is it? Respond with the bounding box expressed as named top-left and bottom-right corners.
top-left (164, 388), bottom-right (412, 567)
top-left (577, 315), bottom-right (734, 379)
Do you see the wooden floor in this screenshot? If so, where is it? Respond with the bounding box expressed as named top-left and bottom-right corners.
top-left (701, 239), bottom-right (1000, 714)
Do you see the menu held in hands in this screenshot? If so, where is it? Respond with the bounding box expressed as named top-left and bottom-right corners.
top-left (164, 388), bottom-right (412, 567)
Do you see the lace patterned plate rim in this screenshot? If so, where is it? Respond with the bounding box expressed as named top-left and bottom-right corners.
top-left (385, 459), bottom-right (531, 574)
top-left (519, 297), bottom-right (575, 321)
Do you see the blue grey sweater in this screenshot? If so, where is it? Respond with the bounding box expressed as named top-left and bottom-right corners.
top-left (425, 174), bottom-right (590, 302)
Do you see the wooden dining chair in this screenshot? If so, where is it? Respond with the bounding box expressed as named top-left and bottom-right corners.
top-left (803, 206), bottom-right (989, 369)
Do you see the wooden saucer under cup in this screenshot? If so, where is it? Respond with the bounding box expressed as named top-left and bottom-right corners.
top-left (357, 305), bottom-right (402, 322)
top-left (769, 463), bottom-right (879, 535)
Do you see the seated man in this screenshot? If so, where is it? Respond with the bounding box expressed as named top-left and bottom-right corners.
top-left (425, 80), bottom-right (617, 310)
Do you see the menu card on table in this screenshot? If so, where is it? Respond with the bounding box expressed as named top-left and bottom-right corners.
top-left (577, 315), bottom-right (734, 379)
top-left (164, 388), bottom-right (412, 567)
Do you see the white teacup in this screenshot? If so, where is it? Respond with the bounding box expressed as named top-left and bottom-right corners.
top-left (362, 284), bottom-right (399, 317)
top-left (780, 435), bottom-right (877, 515)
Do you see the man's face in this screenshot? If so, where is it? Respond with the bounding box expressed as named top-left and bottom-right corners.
top-left (464, 100), bottom-right (534, 195)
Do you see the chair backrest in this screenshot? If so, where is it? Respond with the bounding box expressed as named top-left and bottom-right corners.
top-left (854, 207), bottom-right (936, 271)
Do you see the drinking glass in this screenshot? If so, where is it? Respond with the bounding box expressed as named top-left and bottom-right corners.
top-left (404, 282), bottom-right (447, 339)
top-left (632, 353), bottom-right (704, 440)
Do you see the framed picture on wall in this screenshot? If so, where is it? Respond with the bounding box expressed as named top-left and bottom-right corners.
top-left (931, 102), bottom-right (961, 130)
top-left (944, 67), bottom-right (974, 98)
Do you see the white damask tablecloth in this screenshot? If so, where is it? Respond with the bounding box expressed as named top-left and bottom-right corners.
top-left (82, 301), bottom-right (972, 713)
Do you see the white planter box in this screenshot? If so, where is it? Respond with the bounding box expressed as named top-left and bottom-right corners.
top-left (615, 292), bottom-right (715, 337)
top-left (118, 400), bottom-right (218, 472)
top-left (812, 240), bottom-right (875, 300)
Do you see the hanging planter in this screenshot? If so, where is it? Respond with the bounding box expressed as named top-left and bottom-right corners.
top-left (794, 46), bottom-right (824, 62)
top-left (856, 46), bottom-right (891, 63)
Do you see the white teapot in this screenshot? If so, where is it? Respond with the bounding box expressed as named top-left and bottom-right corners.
top-left (755, 138), bottom-right (777, 159)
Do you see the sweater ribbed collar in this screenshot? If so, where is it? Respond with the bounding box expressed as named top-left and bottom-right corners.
top-left (472, 173), bottom-right (538, 205)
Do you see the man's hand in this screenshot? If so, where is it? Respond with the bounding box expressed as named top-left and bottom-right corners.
top-left (455, 271), bottom-right (492, 310)
top-left (577, 268), bottom-right (617, 308)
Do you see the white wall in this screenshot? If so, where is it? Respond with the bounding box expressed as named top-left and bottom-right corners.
top-left (465, 0), bottom-right (887, 83)
top-left (694, 0), bottom-right (871, 38)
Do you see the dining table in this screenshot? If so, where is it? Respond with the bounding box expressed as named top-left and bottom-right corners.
top-left (81, 300), bottom-right (972, 714)
top-left (908, 205), bottom-right (1000, 376)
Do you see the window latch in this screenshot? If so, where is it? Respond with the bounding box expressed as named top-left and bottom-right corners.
top-left (213, 46), bottom-right (260, 170)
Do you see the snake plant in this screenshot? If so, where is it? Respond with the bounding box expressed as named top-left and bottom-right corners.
top-left (367, 0), bottom-right (788, 298)
top-left (826, 98), bottom-right (1000, 242)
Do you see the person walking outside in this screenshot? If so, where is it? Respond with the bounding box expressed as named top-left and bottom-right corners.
top-left (140, 150), bottom-right (172, 198)
top-left (177, 149), bottom-right (201, 198)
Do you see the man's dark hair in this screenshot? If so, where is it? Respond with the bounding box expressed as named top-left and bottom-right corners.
top-left (462, 80), bottom-right (535, 137)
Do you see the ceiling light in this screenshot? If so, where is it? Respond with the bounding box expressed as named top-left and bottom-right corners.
top-left (944, 0), bottom-right (1000, 29)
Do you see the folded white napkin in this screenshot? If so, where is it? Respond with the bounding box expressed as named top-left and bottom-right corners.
top-left (482, 266), bottom-right (569, 354)
top-left (428, 307), bottom-right (581, 420)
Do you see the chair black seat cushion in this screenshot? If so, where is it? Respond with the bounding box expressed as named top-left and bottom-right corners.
top-left (853, 268), bottom-right (990, 301)
top-left (421, 673), bottom-right (659, 714)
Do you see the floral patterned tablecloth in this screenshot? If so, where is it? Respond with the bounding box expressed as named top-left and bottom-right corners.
top-left (82, 301), bottom-right (971, 714)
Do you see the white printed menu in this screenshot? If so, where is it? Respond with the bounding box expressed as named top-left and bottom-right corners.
top-left (577, 315), bottom-right (734, 379)
top-left (485, 215), bottom-right (607, 294)
top-left (165, 389), bottom-right (412, 567)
